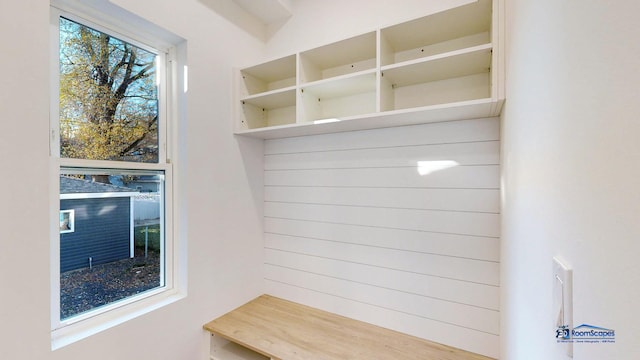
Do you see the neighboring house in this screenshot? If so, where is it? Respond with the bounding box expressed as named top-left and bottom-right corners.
top-left (59, 176), bottom-right (140, 272)
top-left (122, 175), bottom-right (162, 193)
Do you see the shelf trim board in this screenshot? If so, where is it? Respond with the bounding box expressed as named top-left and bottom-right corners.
top-left (235, 98), bottom-right (502, 139)
top-left (381, 43), bottom-right (493, 73)
top-left (301, 71), bottom-right (377, 99)
top-left (387, 32), bottom-right (490, 65)
top-left (241, 87), bottom-right (297, 109)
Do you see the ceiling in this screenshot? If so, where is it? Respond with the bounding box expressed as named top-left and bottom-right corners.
top-left (231, 0), bottom-right (293, 25)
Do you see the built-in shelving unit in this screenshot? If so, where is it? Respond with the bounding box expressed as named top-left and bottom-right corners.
top-left (238, 55), bottom-right (297, 129)
top-left (234, 0), bottom-right (503, 139)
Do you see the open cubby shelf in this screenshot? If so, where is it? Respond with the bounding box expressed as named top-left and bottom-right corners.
top-left (234, 0), bottom-right (503, 139)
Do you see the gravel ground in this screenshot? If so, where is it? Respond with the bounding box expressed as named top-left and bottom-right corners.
top-left (60, 250), bottom-right (161, 319)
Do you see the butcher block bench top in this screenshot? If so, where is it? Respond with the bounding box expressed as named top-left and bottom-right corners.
top-left (203, 294), bottom-right (494, 360)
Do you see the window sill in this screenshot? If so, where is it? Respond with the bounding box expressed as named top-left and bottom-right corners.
top-left (51, 288), bottom-right (185, 350)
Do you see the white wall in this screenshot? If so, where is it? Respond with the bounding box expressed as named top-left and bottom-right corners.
top-left (0, 0), bottom-right (266, 359)
top-left (264, 118), bottom-right (501, 357)
top-left (264, 0), bottom-right (475, 59)
top-left (502, 0), bottom-right (640, 359)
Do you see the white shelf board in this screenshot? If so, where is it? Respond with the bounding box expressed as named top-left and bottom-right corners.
top-left (382, 44), bottom-right (492, 87)
top-left (300, 32), bottom-right (377, 70)
top-left (241, 87), bottom-right (296, 109)
top-left (241, 55), bottom-right (296, 83)
top-left (381, 0), bottom-right (491, 52)
top-left (301, 71), bottom-right (377, 99)
top-left (234, 98), bottom-right (503, 139)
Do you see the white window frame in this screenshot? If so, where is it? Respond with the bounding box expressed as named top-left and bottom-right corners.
top-left (49, 0), bottom-right (186, 349)
top-left (59, 209), bottom-right (75, 233)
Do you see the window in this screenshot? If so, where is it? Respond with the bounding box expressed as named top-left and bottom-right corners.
top-left (58, 169), bottom-right (164, 320)
top-left (50, 1), bottom-right (185, 348)
top-left (58, 16), bottom-right (160, 164)
top-left (59, 210), bottom-right (74, 233)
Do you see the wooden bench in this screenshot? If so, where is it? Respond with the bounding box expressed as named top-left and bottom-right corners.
top-left (203, 294), bottom-right (495, 360)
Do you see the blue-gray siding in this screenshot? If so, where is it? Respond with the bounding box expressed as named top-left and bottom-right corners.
top-left (60, 197), bottom-right (131, 272)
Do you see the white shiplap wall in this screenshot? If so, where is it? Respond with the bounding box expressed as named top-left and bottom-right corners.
top-left (263, 118), bottom-right (500, 358)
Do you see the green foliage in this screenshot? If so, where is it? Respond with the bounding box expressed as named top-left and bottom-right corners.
top-left (59, 17), bottom-right (159, 163)
top-left (134, 225), bottom-right (161, 251)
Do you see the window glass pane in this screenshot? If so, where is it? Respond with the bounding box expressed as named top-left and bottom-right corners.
top-left (59, 17), bottom-right (159, 163)
top-left (60, 210), bottom-right (75, 233)
top-left (59, 169), bottom-right (164, 320)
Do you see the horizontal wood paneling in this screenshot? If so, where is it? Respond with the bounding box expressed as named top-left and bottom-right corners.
top-left (264, 141), bottom-right (499, 170)
top-left (264, 117), bottom-right (500, 154)
top-left (265, 234), bottom-right (499, 285)
top-left (265, 187), bottom-right (500, 213)
top-left (264, 249), bottom-right (499, 309)
top-left (262, 118), bottom-right (500, 357)
top-left (265, 165), bottom-right (500, 188)
top-left (264, 265), bottom-right (499, 334)
top-left (265, 202), bottom-right (500, 237)
top-left (265, 217), bottom-right (499, 261)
